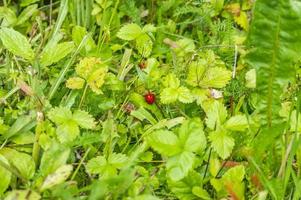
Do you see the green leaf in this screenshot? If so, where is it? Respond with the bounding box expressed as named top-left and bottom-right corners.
top-left (48, 107), bottom-right (73, 124)
top-left (72, 26), bottom-right (96, 54)
top-left (0, 148), bottom-right (35, 179)
top-left (167, 151), bottom-right (195, 181)
top-left (0, 27), bottom-right (34, 61)
top-left (86, 156), bottom-right (107, 174)
top-left (73, 110), bottom-right (96, 129)
top-left (40, 42), bottom-right (75, 67)
top-left (131, 107), bottom-right (157, 125)
top-left (224, 115), bottom-right (249, 132)
top-left (160, 88), bottom-right (178, 104)
top-left (205, 100), bottom-right (228, 130)
top-left (147, 130), bottom-right (180, 156)
top-left (108, 153), bottom-right (128, 168)
top-left (177, 87), bottom-right (194, 103)
top-left (56, 121), bottom-right (79, 143)
top-left (199, 67), bottom-right (232, 88)
top-left (16, 4), bottom-right (38, 26)
top-left (40, 164), bottom-right (73, 191)
top-left (246, 0), bottom-right (301, 125)
top-left (136, 34), bottom-right (153, 57)
top-left (117, 23), bottom-right (143, 40)
top-left (178, 119), bottom-right (206, 152)
top-left (0, 155), bottom-right (11, 195)
top-left (4, 190), bottom-right (40, 200)
top-left (209, 130), bottom-right (234, 159)
top-left (0, 7), bottom-right (17, 26)
top-left (186, 61), bottom-right (206, 87)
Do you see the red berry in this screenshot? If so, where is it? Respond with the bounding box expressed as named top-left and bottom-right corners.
top-left (144, 92), bottom-right (155, 104)
top-left (139, 61), bottom-right (147, 69)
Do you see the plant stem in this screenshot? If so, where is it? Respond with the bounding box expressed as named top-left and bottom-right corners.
top-left (79, 83), bottom-right (88, 109)
top-left (71, 148), bottom-right (91, 180)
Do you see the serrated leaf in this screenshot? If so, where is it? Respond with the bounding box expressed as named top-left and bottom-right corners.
top-left (108, 153), bottom-right (128, 168)
top-left (86, 156), bottom-right (107, 174)
top-left (0, 148), bottom-right (35, 179)
top-left (40, 165), bottom-right (73, 191)
top-left (205, 100), bottom-right (228, 130)
top-left (224, 115), bottom-right (249, 131)
top-left (48, 107), bottom-right (73, 124)
top-left (177, 87), bottom-right (194, 103)
top-left (0, 27), bottom-right (34, 60)
top-left (73, 110), bottom-right (96, 129)
top-left (56, 121), bottom-right (79, 143)
top-left (178, 119), bottom-right (206, 152)
top-left (234, 11), bottom-right (249, 31)
top-left (209, 130), bottom-right (234, 159)
top-left (40, 41), bottom-right (75, 67)
top-left (199, 67), bottom-right (232, 88)
top-left (160, 88), bottom-right (178, 104)
top-left (117, 23), bottom-right (143, 40)
top-left (147, 130), bottom-right (180, 156)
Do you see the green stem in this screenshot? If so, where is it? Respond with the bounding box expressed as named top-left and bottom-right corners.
top-left (32, 121), bottom-right (43, 168)
top-left (79, 83), bottom-right (88, 109)
top-left (71, 148), bottom-right (90, 180)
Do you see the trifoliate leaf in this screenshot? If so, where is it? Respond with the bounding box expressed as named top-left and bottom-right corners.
top-left (40, 165), bottom-right (73, 191)
top-left (224, 115), bottom-right (249, 131)
top-left (66, 77), bottom-right (85, 89)
top-left (73, 110), bottom-right (96, 129)
top-left (178, 119), bottom-right (206, 152)
top-left (117, 23), bottom-right (143, 40)
top-left (177, 87), bottom-right (194, 103)
top-left (245, 69), bottom-right (256, 88)
top-left (147, 130), bottom-right (180, 156)
top-left (209, 130), bottom-right (234, 159)
top-left (0, 27), bottom-right (34, 61)
top-left (136, 34), bottom-right (153, 57)
top-left (199, 67), bottom-right (232, 88)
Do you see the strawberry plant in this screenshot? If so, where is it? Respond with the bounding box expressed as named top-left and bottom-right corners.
top-left (0, 0), bottom-right (301, 199)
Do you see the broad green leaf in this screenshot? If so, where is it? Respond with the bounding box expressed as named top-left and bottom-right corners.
top-left (205, 100), bottom-right (228, 130)
top-left (131, 107), bottom-right (157, 125)
top-left (186, 61), bottom-right (206, 87)
top-left (177, 87), bottom-right (194, 103)
top-left (209, 130), bottom-right (234, 159)
top-left (73, 110), bottom-right (96, 129)
top-left (16, 4), bottom-right (38, 26)
top-left (86, 66), bottom-right (108, 94)
top-left (246, 0), bottom-right (301, 126)
top-left (101, 116), bottom-right (118, 143)
top-left (174, 38), bottom-right (195, 56)
top-left (39, 143), bottom-right (70, 175)
top-left (224, 115), bottom-right (249, 131)
top-left (192, 186), bottom-right (211, 200)
top-left (0, 155), bottom-right (11, 195)
top-left (48, 107), bottom-right (73, 124)
top-left (199, 67), bottom-right (232, 88)
top-left (108, 153), bottom-right (128, 168)
top-left (0, 27), bottom-right (34, 60)
top-left (178, 119), bottom-right (206, 152)
top-left (136, 34), bottom-right (153, 57)
top-left (40, 41), bottom-right (75, 67)
top-left (162, 74), bottom-right (180, 88)
top-left (0, 148), bottom-right (35, 179)
top-left (142, 24), bottom-right (157, 32)
top-left (56, 121), bottom-right (79, 143)
top-left (0, 7), bottom-right (17, 26)
top-left (86, 156), bottom-right (107, 174)
top-left (168, 170), bottom-right (203, 200)
top-left (167, 151), bottom-right (195, 181)
top-left (4, 190), bottom-right (40, 200)
top-left (66, 77), bottom-right (85, 89)
top-left (117, 23), bottom-right (143, 40)
top-left (40, 165), bottom-right (73, 191)
top-left (160, 88), bottom-right (178, 104)
top-left (72, 26), bottom-right (96, 54)
top-left (147, 130), bottom-right (180, 156)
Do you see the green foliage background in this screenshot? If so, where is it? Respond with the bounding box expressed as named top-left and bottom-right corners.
top-left (0, 0), bottom-right (301, 199)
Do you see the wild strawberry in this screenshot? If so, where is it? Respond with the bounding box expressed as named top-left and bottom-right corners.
top-left (144, 92), bottom-right (155, 104)
top-left (139, 61), bottom-right (147, 69)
